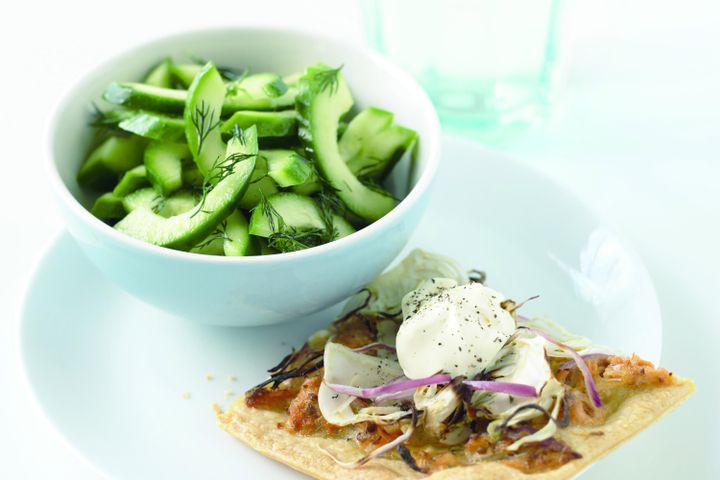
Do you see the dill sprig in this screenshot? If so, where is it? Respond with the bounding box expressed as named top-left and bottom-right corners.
top-left (190, 100), bottom-right (222, 156)
top-left (255, 190), bottom-right (332, 252)
top-left (316, 189), bottom-right (344, 241)
top-left (194, 220), bottom-right (231, 250)
top-left (267, 228), bottom-right (326, 253)
top-left (256, 190), bottom-right (284, 233)
top-left (150, 193), bottom-right (166, 215)
top-left (190, 134), bottom-right (256, 218)
top-left (308, 65), bottom-right (343, 96)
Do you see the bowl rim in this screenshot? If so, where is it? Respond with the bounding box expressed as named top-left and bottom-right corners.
top-left (45, 25), bottom-right (441, 265)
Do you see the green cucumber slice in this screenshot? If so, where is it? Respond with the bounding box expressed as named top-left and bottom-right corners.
top-left (112, 165), bottom-right (149, 197)
top-left (118, 111), bottom-right (185, 142)
top-left (238, 154), bottom-right (278, 210)
top-left (338, 107), bottom-right (393, 158)
top-left (184, 62), bottom-right (226, 179)
top-left (170, 63), bottom-right (202, 88)
top-left (257, 238), bottom-right (279, 255)
top-left (144, 142), bottom-right (187, 195)
top-left (353, 123), bottom-right (416, 178)
top-left (114, 127), bottom-right (258, 250)
top-left (191, 235), bottom-right (225, 256)
top-left (296, 65), bottom-right (397, 221)
top-left (249, 192), bottom-right (326, 238)
top-left (331, 214), bottom-right (356, 240)
top-left (161, 191), bottom-right (198, 217)
top-left (181, 164), bottom-right (204, 188)
top-left (90, 193), bottom-right (126, 220)
top-left (77, 136), bottom-right (146, 190)
top-left (103, 82), bottom-right (187, 113)
top-left (143, 58), bottom-right (173, 88)
top-left (263, 150), bottom-right (313, 187)
top-left (221, 110), bottom-right (297, 138)
top-left (223, 73), bottom-right (296, 113)
top-left (121, 187), bottom-right (159, 213)
top-left (223, 210), bottom-right (254, 256)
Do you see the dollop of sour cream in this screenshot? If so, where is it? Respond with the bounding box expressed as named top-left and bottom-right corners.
top-left (396, 278), bottom-right (516, 379)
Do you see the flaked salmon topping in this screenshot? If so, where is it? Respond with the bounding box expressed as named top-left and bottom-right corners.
top-left (463, 428), bottom-right (581, 474)
top-left (246, 386), bottom-right (298, 410)
top-left (602, 355), bottom-right (674, 386)
top-left (355, 421), bottom-right (403, 447)
top-left (285, 377), bottom-right (323, 434)
top-left (329, 313), bottom-right (378, 349)
top-left (566, 390), bottom-right (606, 426)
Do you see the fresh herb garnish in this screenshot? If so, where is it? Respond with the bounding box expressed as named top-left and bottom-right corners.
top-left (193, 220), bottom-right (231, 250)
top-left (190, 129), bottom-right (256, 218)
top-left (190, 100), bottom-right (222, 156)
top-left (256, 190), bottom-right (284, 233)
top-left (267, 228), bottom-right (326, 253)
top-left (307, 65), bottom-right (343, 96)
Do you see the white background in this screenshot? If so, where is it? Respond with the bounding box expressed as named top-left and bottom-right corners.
top-left (1, 0), bottom-right (718, 478)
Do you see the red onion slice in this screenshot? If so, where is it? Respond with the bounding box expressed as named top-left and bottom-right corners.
top-left (463, 380), bottom-right (537, 397)
top-left (524, 327), bottom-right (603, 408)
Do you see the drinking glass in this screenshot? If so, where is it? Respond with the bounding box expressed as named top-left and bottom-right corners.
top-left (363, 0), bottom-right (562, 137)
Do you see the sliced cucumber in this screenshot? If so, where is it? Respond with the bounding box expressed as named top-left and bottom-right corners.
top-left (114, 127), bottom-right (258, 250)
top-left (143, 58), bottom-right (173, 88)
top-left (331, 214), bottom-right (356, 240)
top-left (181, 164), bottom-right (204, 188)
top-left (221, 110), bottom-right (297, 139)
top-left (238, 154), bottom-right (278, 210)
top-left (122, 189), bottom-right (200, 218)
top-left (118, 111), bottom-right (185, 142)
top-left (103, 82), bottom-right (187, 113)
top-left (170, 63), bottom-right (202, 88)
top-left (184, 62), bottom-right (226, 179)
top-left (144, 142), bottom-right (187, 195)
top-left (223, 73), bottom-right (296, 113)
top-left (257, 238), bottom-right (279, 256)
top-left (121, 187), bottom-right (159, 213)
top-left (296, 65), bottom-right (397, 221)
top-left (191, 235), bottom-right (225, 256)
top-left (338, 107), bottom-right (393, 157)
top-left (340, 107), bottom-right (416, 180)
top-left (264, 150), bottom-right (313, 187)
top-left (112, 165), bottom-right (148, 197)
top-left (283, 72), bottom-right (303, 87)
top-left (249, 192), bottom-right (326, 238)
top-left (223, 210), bottom-right (254, 256)
top-left (90, 192), bottom-right (126, 220)
top-left (161, 191), bottom-right (198, 217)
top-left (77, 136), bottom-right (146, 190)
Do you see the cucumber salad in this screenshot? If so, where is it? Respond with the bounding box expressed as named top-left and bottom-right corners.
top-left (78, 58), bottom-right (417, 255)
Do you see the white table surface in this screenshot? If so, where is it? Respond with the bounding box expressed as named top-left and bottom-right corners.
top-left (1, 1), bottom-right (718, 478)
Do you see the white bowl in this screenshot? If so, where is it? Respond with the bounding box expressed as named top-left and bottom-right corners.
top-left (46, 27), bottom-right (440, 326)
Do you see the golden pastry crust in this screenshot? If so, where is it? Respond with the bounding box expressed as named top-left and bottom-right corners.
top-left (216, 378), bottom-right (694, 479)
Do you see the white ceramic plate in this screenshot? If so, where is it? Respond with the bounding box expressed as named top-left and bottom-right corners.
top-left (21, 137), bottom-right (665, 479)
